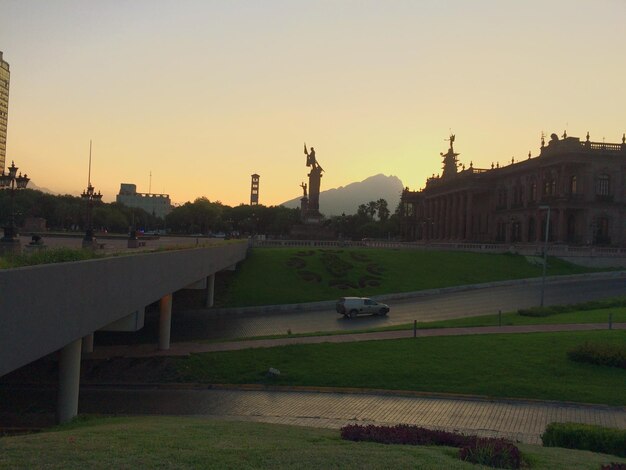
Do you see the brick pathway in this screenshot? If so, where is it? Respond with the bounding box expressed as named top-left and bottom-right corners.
top-left (75, 386), bottom-right (626, 444)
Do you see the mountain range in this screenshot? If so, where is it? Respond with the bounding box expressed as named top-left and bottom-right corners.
top-left (280, 173), bottom-right (404, 216)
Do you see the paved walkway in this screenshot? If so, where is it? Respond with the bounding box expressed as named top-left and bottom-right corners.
top-left (72, 386), bottom-right (626, 444)
top-left (91, 322), bottom-right (626, 358)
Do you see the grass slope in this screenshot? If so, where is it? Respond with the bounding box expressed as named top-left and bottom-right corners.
top-left (178, 331), bottom-right (626, 405)
top-left (2, 417), bottom-right (625, 469)
top-left (220, 248), bottom-right (597, 307)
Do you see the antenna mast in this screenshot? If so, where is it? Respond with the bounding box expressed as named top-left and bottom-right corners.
top-left (88, 140), bottom-right (92, 187)
top-left (149, 171), bottom-right (152, 194)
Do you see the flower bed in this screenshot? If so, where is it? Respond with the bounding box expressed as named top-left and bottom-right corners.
top-left (341, 424), bottom-right (521, 469)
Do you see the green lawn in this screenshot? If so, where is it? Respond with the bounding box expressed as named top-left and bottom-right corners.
top-left (219, 248), bottom-right (599, 307)
top-left (1, 417), bottom-right (624, 469)
top-left (178, 330), bottom-right (626, 406)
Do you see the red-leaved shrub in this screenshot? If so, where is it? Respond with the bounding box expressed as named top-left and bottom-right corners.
top-left (459, 437), bottom-right (521, 469)
top-left (341, 424), bottom-right (521, 468)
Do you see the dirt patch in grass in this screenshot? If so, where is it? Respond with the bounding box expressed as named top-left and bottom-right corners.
top-left (298, 271), bottom-right (322, 283)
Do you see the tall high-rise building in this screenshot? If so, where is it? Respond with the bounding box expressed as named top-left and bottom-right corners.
top-left (0, 51), bottom-right (9, 173)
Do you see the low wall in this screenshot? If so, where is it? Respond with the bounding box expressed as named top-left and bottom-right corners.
top-left (0, 242), bottom-right (247, 376)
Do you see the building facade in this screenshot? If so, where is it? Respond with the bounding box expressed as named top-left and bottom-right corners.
top-left (400, 133), bottom-right (626, 247)
top-left (0, 51), bottom-right (10, 173)
top-left (116, 183), bottom-right (172, 219)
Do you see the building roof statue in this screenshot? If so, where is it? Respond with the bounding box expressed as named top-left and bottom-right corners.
top-left (441, 133), bottom-right (460, 179)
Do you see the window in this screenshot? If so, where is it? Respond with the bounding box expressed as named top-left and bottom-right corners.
top-left (570, 176), bottom-right (577, 194)
top-left (596, 175), bottom-right (610, 196)
top-left (529, 181), bottom-right (537, 202)
top-left (513, 185), bottom-right (523, 206)
top-left (542, 172), bottom-right (557, 196)
top-left (594, 217), bottom-right (610, 245)
top-left (497, 188), bottom-right (507, 208)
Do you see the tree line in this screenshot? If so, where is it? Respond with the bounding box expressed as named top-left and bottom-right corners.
top-left (0, 189), bottom-right (401, 239)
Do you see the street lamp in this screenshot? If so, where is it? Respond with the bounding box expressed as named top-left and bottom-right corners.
top-left (0, 160), bottom-right (30, 252)
top-left (539, 205), bottom-right (551, 307)
top-left (81, 141), bottom-right (103, 248)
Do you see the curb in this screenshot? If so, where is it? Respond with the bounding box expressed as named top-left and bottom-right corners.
top-left (190, 271), bottom-right (626, 317)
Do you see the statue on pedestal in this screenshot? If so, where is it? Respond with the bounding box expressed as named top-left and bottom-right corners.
top-left (303, 143), bottom-right (323, 220)
top-left (290, 143), bottom-right (335, 239)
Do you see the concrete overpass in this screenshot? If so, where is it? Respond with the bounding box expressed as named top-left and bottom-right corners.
top-left (0, 242), bottom-right (248, 423)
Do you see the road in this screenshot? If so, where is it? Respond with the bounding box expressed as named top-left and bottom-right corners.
top-left (156, 276), bottom-right (625, 341)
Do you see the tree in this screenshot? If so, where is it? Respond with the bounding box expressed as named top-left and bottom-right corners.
top-left (376, 198), bottom-right (390, 222)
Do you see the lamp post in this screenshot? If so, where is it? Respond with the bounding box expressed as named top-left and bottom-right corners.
top-left (539, 205), bottom-right (551, 307)
top-left (0, 160), bottom-right (30, 252)
top-left (81, 141), bottom-right (103, 248)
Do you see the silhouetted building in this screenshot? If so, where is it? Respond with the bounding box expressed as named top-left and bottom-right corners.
top-left (400, 133), bottom-right (626, 246)
top-left (116, 183), bottom-right (172, 219)
top-left (250, 174), bottom-right (259, 205)
top-left (0, 51), bottom-right (9, 173)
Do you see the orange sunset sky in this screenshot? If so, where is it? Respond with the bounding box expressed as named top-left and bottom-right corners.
top-left (1, 0), bottom-right (625, 207)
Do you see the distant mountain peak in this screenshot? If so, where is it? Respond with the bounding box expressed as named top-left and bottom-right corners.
top-left (281, 174), bottom-right (404, 216)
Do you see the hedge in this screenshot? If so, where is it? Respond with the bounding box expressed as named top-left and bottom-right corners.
top-left (567, 342), bottom-right (626, 369)
top-left (541, 422), bottom-right (626, 457)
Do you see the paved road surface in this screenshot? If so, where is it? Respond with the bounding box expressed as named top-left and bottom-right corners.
top-left (163, 277), bottom-right (625, 341)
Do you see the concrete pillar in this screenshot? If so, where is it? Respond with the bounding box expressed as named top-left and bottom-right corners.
top-left (205, 274), bottom-right (216, 308)
top-left (81, 333), bottom-right (94, 354)
top-left (159, 294), bottom-right (173, 350)
top-left (57, 338), bottom-right (82, 424)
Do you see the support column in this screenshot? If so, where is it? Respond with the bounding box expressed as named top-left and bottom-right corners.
top-left (444, 195), bottom-right (452, 241)
top-left (159, 294), bottom-right (173, 350)
top-left (205, 273), bottom-right (215, 308)
top-left (438, 198), bottom-right (445, 239)
top-left (465, 192), bottom-right (473, 241)
top-left (458, 193), bottom-right (465, 240)
top-left (451, 194), bottom-right (459, 240)
top-left (57, 338), bottom-right (82, 424)
top-left (81, 333), bottom-right (94, 354)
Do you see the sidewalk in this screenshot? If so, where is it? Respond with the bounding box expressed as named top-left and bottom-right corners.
top-left (91, 322), bottom-right (626, 359)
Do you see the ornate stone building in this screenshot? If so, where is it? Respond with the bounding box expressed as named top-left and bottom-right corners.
top-left (400, 133), bottom-right (626, 246)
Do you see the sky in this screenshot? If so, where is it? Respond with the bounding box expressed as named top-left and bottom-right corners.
top-left (1, 0), bottom-right (625, 207)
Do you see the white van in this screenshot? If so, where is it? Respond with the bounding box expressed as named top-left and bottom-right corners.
top-left (335, 297), bottom-right (390, 318)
